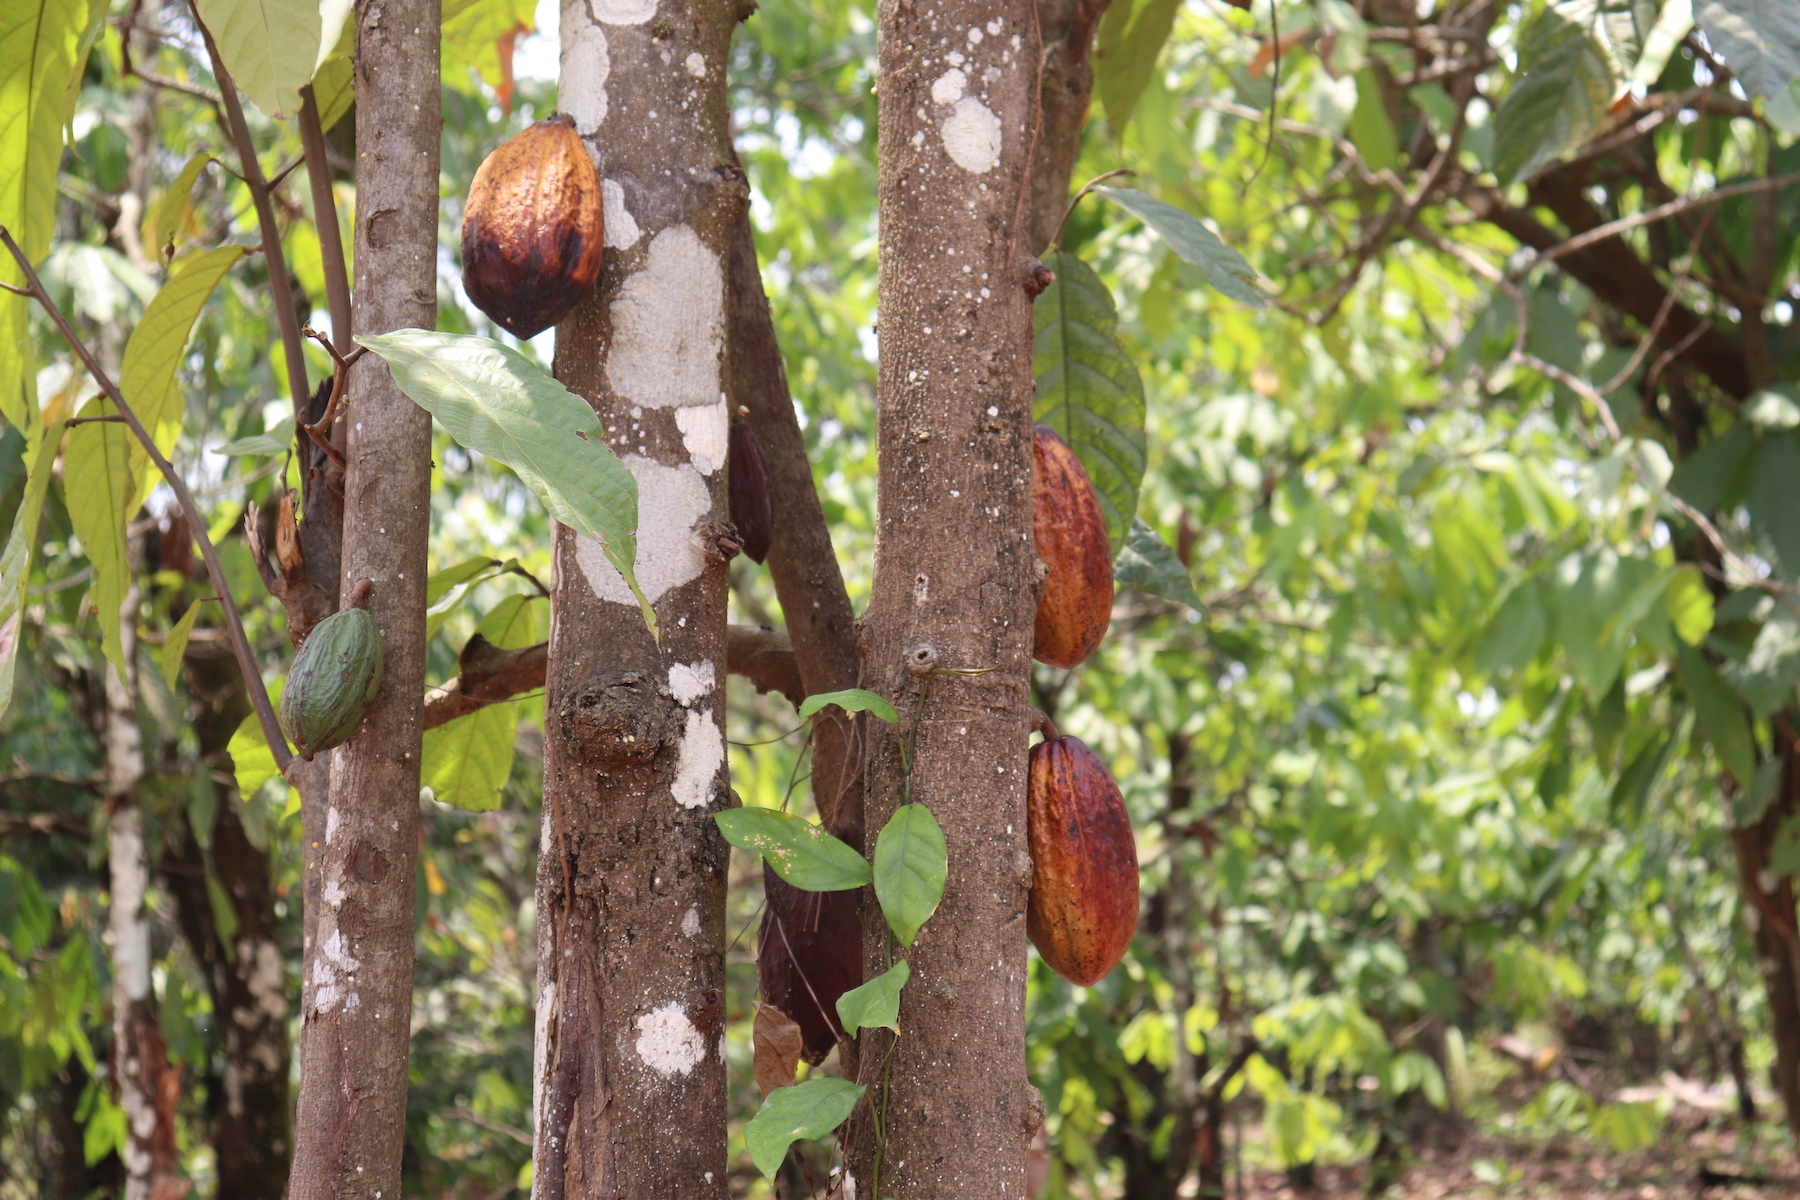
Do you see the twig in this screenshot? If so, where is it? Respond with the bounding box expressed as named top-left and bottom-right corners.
top-left (1597, 207), bottom-right (1716, 396)
top-left (190, 6), bottom-right (312, 422)
top-left (1515, 171), bottom-right (1800, 278)
top-left (298, 86), bottom-right (354, 356)
top-left (0, 225), bottom-right (293, 776)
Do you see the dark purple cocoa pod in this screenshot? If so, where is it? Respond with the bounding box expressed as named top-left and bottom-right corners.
top-left (729, 418), bottom-right (775, 564)
top-left (758, 867), bottom-right (860, 1063)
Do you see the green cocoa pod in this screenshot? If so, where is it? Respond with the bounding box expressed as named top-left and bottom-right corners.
top-left (281, 608), bottom-right (385, 760)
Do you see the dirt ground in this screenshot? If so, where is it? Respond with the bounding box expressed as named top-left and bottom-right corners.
top-left (1231, 1121), bottom-right (1800, 1199)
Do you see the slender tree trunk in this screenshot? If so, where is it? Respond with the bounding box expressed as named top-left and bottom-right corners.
top-left (162, 647), bottom-right (291, 1195)
top-left (533, 4), bottom-right (743, 1195)
top-left (287, 0), bottom-right (440, 1194)
top-left (104, 587), bottom-right (186, 1200)
top-left (1735, 711), bottom-right (1800, 1135)
top-left (1028, 0), bottom-right (1111, 254)
top-left (847, 2), bottom-right (1043, 1194)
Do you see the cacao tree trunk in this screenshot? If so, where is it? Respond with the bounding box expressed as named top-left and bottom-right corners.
top-left (846, 1), bottom-right (1044, 1194)
top-left (533, 5), bottom-right (742, 1195)
top-left (287, 0), bottom-right (440, 1194)
top-left (103, 587), bottom-right (186, 1200)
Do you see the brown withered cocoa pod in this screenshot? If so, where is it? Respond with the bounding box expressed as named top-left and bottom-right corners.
top-left (759, 868), bottom-right (860, 1063)
top-left (460, 114), bottom-right (604, 339)
top-left (1032, 424), bottom-right (1114, 669)
top-left (728, 419), bottom-right (775, 564)
top-left (1027, 734), bottom-right (1138, 986)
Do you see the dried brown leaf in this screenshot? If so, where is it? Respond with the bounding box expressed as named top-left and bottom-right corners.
top-left (753, 1004), bottom-right (804, 1099)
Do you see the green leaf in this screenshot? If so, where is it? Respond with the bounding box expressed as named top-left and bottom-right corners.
top-left (836, 959), bottom-right (910, 1034)
top-left (1317, 0), bottom-right (1369, 75)
top-left (1630, 0), bottom-right (1696, 90)
top-left (1094, 0), bottom-right (1182, 136)
top-left (1696, 0), bottom-right (1800, 97)
top-left (1477, 579), bottom-right (1549, 675)
top-left (797, 688), bottom-right (899, 724)
top-left (160, 598), bottom-right (208, 690)
top-left (1726, 608), bottom-right (1800, 718)
top-left (1491, 7), bottom-right (1613, 184)
top-left (1608, 728), bottom-right (1671, 821)
top-left (1113, 517), bottom-right (1201, 610)
top-left (1092, 187), bottom-right (1265, 308)
top-left (213, 433), bottom-right (289, 457)
top-left (443, 0), bottom-right (537, 96)
top-left (1348, 68), bottom-right (1399, 173)
top-left (1663, 565), bottom-right (1715, 646)
top-left (1669, 423), bottom-right (1755, 513)
top-left (421, 594), bottom-right (541, 811)
top-left (65, 396), bottom-right (135, 674)
top-left (427, 557), bottom-right (501, 606)
top-left (121, 246), bottom-right (244, 511)
top-left (0, 420), bottom-right (65, 717)
top-left (1034, 251), bottom-right (1147, 557)
top-left (194, 0), bottom-right (323, 119)
top-left (1747, 432), bottom-right (1800, 579)
top-left (714, 808), bottom-right (873, 891)
top-left (1677, 641), bottom-right (1757, 790)
top-left (228, 677), bottom-right (290, 803)
top-left (873, 804), bottom-right (947, 948)
top-left (310, 54), bottom-right (355, 133)
top-left (1740, 755), bottom-right (1784, 827)
top-left (1771, 812), bottom-right (1800, 877)
top-left (356, 330), bottom-right (654, 638)
top-left (0, 0), bottom-right (92, 430)
top-left (744, 1076), bottom-right (865, 1180)
top-left (144, 153), bottom-right (215, 258)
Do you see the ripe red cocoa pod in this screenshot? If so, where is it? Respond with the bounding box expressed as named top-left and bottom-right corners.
top-left (758, 869), bottom-right (860, 1063)
top-left (1027, 734), bottom-right (1138, 986)
top-left (729, 419), bottom-right (775, 564)
top-left (460, 115), bottom-right (604, 339)
top-left (1032, 425), bottom-right (1114, 669)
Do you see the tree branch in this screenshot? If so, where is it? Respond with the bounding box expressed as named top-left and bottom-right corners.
top-left (421, 625), bottom-right (804, 731)
top-left (0, 226), bottom-right (293, 777)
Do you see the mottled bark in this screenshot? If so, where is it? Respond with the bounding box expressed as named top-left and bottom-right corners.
top-left (1028, 0), bottom-right (1112, 254)
top-left (287, 0), bottom-right (440, 1194)
top-left (104, 589), bottom-right (187, 1200)
top-left (533, 4), bottom-right (743, 1196)
top-left (846, 2), bottom-right (1044, 1195)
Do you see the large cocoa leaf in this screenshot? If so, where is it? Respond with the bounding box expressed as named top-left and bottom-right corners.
top-left (1033, 250), bottom-right (1146, 558)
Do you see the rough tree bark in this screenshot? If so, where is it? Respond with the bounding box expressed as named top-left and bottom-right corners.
top-left (846, 2), bottom-right (1044, 1195)
top-left (286, 0), bottom-right (440, 1194)
top-left (1027, 0), bottom-right (1111, 255)
top-left (103, 588), bottom-right (185, 1200)
top-left (532, 3), bottom-right (743, 1195)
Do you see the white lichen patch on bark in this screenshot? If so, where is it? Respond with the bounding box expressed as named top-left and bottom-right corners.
top-left (669, 660), bottom-right (716, 705)
top-left (681, 905), bottom-right (702, 937)
top-left (602, 178), bottom-right (641, 248)
top-left (685, 51), bottom-right (706, 76)
top-left (941, 97), bottom-right (1002, 173)
top-left (532, 979), bottom-right (556, 1145)
top-left (107, 806), bottom-right (151, 1002)
top-left (575, 456), bottom-right (708, 604)
top-left (605, 225), bottom-right (724, 410)
top-left (676, 396), bottom-right (729, 474)
top-left (671, 707), bottom-right (723, 809)
top-left (591, 0), bottom-right (656, 24)
top-left (560, 6), bottom-right (610, 134)
top-left (635, 1001), bottom-right (706, 1076)
top-left (931, 68), bottom-right (967, 105)
top-left (326, 804), bottom-right (341, 844)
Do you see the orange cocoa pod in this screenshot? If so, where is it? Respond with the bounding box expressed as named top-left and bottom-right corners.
top-left (1032, 425), bottom-right (1113, 669)
top-left (1027, 734), bottom-right (1138, 986)
top-left (460, 115), bottom-right (604, 339)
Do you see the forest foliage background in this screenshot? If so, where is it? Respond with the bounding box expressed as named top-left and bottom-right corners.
top-left (2, 0), bottom-right (1800, 1195)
